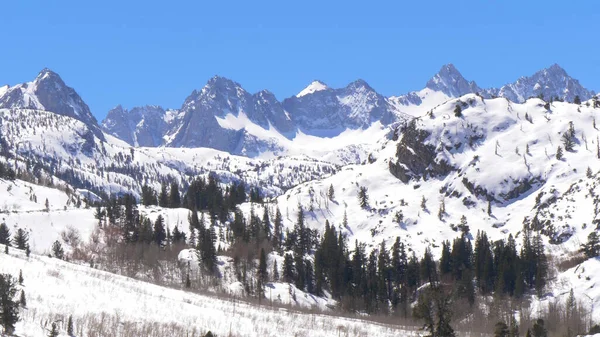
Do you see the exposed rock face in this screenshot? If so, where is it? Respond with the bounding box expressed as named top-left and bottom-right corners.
top-left (0, 68), bottom-right (104, 140)
top-left (102, 105), bottom-right (170, 147)
top-left (282, 79), bottom-right (400, 133)
top-left (485, 64), bottom-right (594, 103)
top-left (388, 121), bottom-right (454, 183)
top-left (425, 64), bottom-right (482, 97)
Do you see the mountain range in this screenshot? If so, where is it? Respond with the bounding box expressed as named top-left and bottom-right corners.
top-left (0, 63), bottom-right (594, 157)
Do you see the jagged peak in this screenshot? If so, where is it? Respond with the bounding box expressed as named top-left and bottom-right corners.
top-left (426, 63), bottom-right (480, 97)
top-left (296, 80), bottom-right (329, 97)
top-left (344, 79), bottom-right (375, 93)
top-left (35, 68), bottom-right (63, 83)
top-left (427, 64), bottom-right (467, 86)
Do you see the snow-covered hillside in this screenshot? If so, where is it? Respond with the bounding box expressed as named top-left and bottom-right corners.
top-left (1, 247), bottom-right (417, 337)
top-left (268, 94), bottom-right (600, 257)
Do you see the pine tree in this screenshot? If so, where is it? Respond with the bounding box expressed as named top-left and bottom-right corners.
top-left (272, 259), bottom-right (279, 281)
top-left (67, 315), bottom-right (74, 336)
top-left (18, 270), bottom-right (23, 285)
top-left (283, 253), bottom-right (295, 283)
top-left (158, 183), bottom-right (169, 207)
top-left (0, 273), bottom-right (19, 335)
top-left (562, 121), bottom-right (576, 152)
top-left (273, 207), bottom-right (283, 251)
top-left (169, 182), bottom-right (181, 208)
top-left (153, 215), bottom-right (166, 247)
top-left (19, 289), bottom-right (26, 308)
top-left (258, 248), bottom-right (268, 283)
top-left (261, 206), bottom-right (271, 241)
top-left (358, 186), bottom-right (369, 208)
top-left (328, 184), bottom-right (335, 200)
top-left (0, 223), bottom-right (11, 246)
top-left (454, 104), bottom-right (462, 117)
top-left (574, 95), bottom-right (581, 105)
top-left (556, 145), bottom-right (564, 160)
top-left (52, 240), bottom-right (64, 259)
top-left (45, 198), bottom-right (50, 212)
top-left (582, 232), bottom-right (600, 258)
top-left (13, 228), bottom-right (29, 250)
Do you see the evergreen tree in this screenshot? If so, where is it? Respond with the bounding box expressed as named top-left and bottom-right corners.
top-left (18, 270), bottom-right (23, 285)
top-left (562, 121), bottom-right (576, 152)
top-left (273, 207), bottom-right (283, 251)
top-left (153, 215), bottom-right (166, 247)
top-left (67, 315), bottom-right (74, 336)
top-left (582, 231), bottom-right (600, 258)
top-left (52, 240), bottom-right (64, 259)
top-left (261, 206), bottom-right (271, 241)
top-left (141, 184), bottom-right (158, 206)
top-left (19, 289), bottom-right (26, 308)
top-left (358, 186), bottom-right (369, 208)
top-left (556, 146), bottom-right (564, 160)
top-left (169, 182), bottom-right (181, 208)
top-left (574, 95), bottom-right (581, 105)
top-left (272, 259), bottom-right (279, 281)
top-left (258, 248), bottom-right (268, 283)
top-left (420, 247), bottom-right (437, 285)
top-left (328, 184), bottom-right (335, 200)
top-left (158, 183), bottom-right (169, 207)
top-left (0, 223), bottom-right (11, 246)
top-left (171, 225), bottom-right (187, 245)
top-left (454, 104), bottom-right (462, 117)
top-left (45, 198), bottom-right (50, 212)
top-left (14, 228), bottom-right (29, 250)
top-left (0, 273), bottom-right (19, 335)
top-left (283, 253), bottom-right (295, 283)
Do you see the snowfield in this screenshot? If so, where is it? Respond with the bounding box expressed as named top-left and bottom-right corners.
top-left (1, 247), bottom-right (418, 337)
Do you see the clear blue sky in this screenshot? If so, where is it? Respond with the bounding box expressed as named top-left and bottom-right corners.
top-left (2, 0), bottom-right (598, 120)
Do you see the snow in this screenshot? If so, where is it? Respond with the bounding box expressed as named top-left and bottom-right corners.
top-left (1, 247), bottom-right (417, 337)
top-left (296, 80), bottom-right (329, 97)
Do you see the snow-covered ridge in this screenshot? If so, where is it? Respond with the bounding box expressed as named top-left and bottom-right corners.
top-left (296, 80), bottom-right (329, 97)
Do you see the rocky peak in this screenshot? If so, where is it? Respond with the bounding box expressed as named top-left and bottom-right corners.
top-left (0, 68), bottom-right (104, 140)
top-left (494, 64), bottom-right (594, 103)
top-left (296, 80), bottom-right (329, 97)
top-left (426, 63), bottom-right (481, 97)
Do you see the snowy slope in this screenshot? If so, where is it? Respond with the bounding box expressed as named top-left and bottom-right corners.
top-left (1, 247), bottom-right (417, 337)
top-left (262, 94), bottom-right (600, 263)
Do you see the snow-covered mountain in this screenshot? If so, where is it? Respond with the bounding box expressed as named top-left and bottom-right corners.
top-left (102, 76), bottom-right (410, 156)
top-left (487, 64), bottom-right (594, 103)
top-left (166, 76), bottom-right (295, 154)
top-left (102, 104), bottom-right (181, 147)
top-left (0, 68), bottom-right (104, 141)
top-left (425, 63), bottom-right (482, 98)
top-left (282, 79), bottom-right (402, 133)
top-left (3, 65), bottom-right (600, 335)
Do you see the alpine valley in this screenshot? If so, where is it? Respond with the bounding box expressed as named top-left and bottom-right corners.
top-left (1, 63), bottom-right (600, 337)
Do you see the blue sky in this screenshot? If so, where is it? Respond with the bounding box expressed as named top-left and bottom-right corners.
top-left (2, 0), bottom-right (598, 120)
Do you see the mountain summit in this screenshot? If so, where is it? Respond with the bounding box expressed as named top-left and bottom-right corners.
top-left (0, 68), bottom-right (104, 140)
top-left (489, 64), bottom-right (594, 102)
top-left (425, 63), bottom-right (481, 97)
